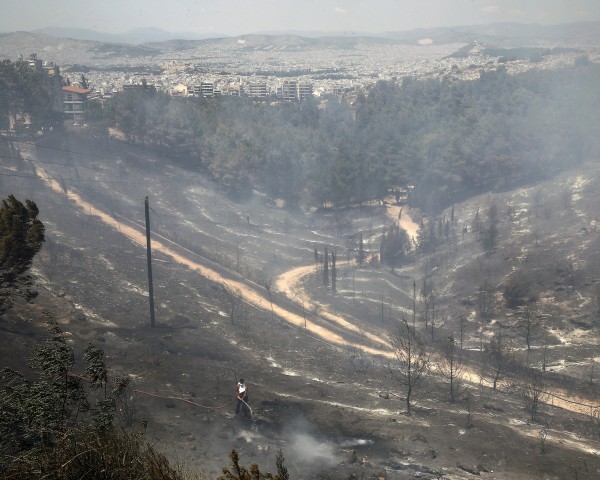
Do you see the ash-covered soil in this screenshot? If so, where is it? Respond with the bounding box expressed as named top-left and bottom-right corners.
top-left (1, 132), bottom-right (600, 479)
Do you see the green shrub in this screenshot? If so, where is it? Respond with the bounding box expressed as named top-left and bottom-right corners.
top-left (0, 317), bottom-right (202, 479)
top-left (0, 317), bottom-right (287, 480)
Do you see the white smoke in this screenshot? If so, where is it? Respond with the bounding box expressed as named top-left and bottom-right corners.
top-left (289, 432), bottom-right (336, 466)
top-left (278, 417), bottom-right (338, 473)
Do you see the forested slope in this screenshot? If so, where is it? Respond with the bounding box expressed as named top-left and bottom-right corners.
top-left (0, 59), bottom-right (55, 130)
top-left (3, 56), bottom-right (598, 213)
top-left (96, 61), bottom-right (600, 212)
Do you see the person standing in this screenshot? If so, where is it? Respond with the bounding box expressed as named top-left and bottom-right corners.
top-left (235, 378), bottom-right (249, 417)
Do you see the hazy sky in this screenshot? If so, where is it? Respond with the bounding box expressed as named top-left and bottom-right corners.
top-left (2, 0), bottom-right (599, 35)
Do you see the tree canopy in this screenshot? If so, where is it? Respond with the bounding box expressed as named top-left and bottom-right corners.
top-left (92, 62), bottom-right (600, 212)
top-left (0, 59), bottom-right (54, 130)
top-left (0, 195), bottom-right (45, 311)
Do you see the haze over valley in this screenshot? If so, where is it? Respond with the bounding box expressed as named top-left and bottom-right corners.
top-left (1, 8), bottom-right (600, 480)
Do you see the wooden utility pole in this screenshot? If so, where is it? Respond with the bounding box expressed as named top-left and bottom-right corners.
top-left (145, 196), bottom-right (155, 327)
top-left (412, 279), bottom-right (416, 327)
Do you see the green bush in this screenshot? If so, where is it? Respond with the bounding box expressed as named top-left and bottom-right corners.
top-left (0, 317), bottom-right (202, 479)
top-left (503, 274), bottom-right (531, 309)
top-left (0, 317), bottom-right (287, 480)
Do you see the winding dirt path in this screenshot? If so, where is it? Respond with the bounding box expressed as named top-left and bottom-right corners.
top-left (273, 216), bottom-right (600, 420)
top-left (25, 148), bottom-right (599, 419)
top-left (272, 200), bottom-right (422, 350)
top-left (30, 160), bottom-right (393, 358)
top-left (386, 203), bottom-right (420, 240)
top-left (274, 264), bottom-right (392, 350)
top-left (275, 201), bottom-right (420, 300)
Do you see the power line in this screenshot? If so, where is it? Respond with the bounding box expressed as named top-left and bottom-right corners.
top-left (3, 137), bottom-right (134, 173)
top-left (0, 171), bottom-right (142, 185)
top-left (1, 139), bottom-right (139, 183)
top-left (0, 153), bottom-right (110, 171)
top-left (2, 139), bottom-right (168, 186)
top-left (14, 139), bottom-right (110, 160)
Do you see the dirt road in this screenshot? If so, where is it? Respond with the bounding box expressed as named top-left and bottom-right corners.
top-left (25, 147), bottom-right (599, 418)
top-left (386, 203), bottom-right (420, 240)
top-left (30, 159), bottom-right (393, 358)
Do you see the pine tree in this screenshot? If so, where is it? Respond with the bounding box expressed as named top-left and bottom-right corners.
top-left (0, 195), bottom-right (45, 311)
top-left (380, 224), bottom-right (409, 272)
top-left (482, 203), bottom-right (499, 255)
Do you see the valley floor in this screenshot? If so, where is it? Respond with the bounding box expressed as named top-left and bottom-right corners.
top-left (1, 133), bottom-right (600, 479)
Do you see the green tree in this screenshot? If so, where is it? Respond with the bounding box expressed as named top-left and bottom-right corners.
top-left (503, 273), bottom-right (531, 309)
top-left (0, 318), bottom-right (213, 480)
top-left (380, 224), bottom-right (410, 272)
top-left (0, 317), bottom-right (129, 473)
top-left (329, 146), bottom-right (358, 207)
top-left (90, 62), bottom-right (600, 215)
top-left (0, 195), bottom-right (45, 312)
top-left (481, 203), bottom-right (499, 254)
top-left (0, 60), bottom-right (53, 130)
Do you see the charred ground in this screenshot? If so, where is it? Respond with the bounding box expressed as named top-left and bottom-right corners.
top-left (1, 132), bottom-right (600, 479)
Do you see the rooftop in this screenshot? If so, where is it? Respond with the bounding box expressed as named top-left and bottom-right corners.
top-left (62, 85), bottom-right (91, 94)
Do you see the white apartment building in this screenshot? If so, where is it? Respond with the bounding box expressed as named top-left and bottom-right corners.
top-left (62, 85), bottom-right (90, 123)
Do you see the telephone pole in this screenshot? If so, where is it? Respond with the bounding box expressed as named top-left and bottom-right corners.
top-left (145, 196), bottom-right (155, 327)
top-left (412, 279), bottom-right (416, 327)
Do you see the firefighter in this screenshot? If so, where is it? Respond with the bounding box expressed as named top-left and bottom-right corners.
top-left (235, 378), bottom-right (250, 417)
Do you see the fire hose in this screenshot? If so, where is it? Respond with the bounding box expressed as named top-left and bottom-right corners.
top-left (69, 372), bottom-right (250, 415)
top-left (240, 398), bottom-right (253, 417)
top-left (134, 389), bottom-right (236, 411)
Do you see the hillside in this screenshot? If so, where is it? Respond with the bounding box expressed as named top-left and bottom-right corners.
top-left (2, 21), bottom-right (600, 66)
top-left (1, 131), bottom-right (599, 479)
top-left (385, 21), bottom-right (600, 47)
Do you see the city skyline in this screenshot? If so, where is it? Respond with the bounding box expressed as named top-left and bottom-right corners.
top-left (2, 0), bottom-right (600, 38)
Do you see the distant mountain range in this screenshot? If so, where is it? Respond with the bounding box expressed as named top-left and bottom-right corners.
top-left (384, 21), bottom-right (600, 47)
top-left (0, 21), bottom-right (598, 68)
top-left (30, 27), bottom-right (221, 44)
top-left (1, 21), bottom-right (598, 47)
